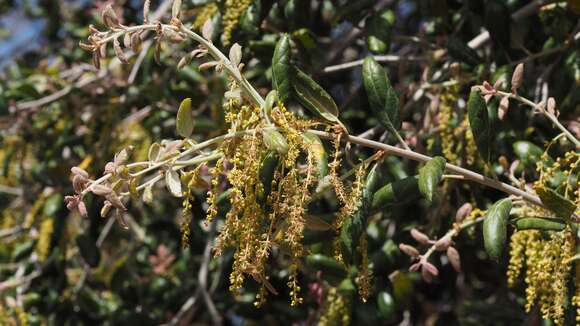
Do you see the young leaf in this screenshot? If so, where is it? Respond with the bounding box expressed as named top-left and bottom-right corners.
top-left (418, 156), bottom-right (446, 202)
top-left (165, 169), bottom-right (182, 197)
top-left (290, 66), bottom-right (340, 124)
top-left (534, 185), bottom-right (576, 220)
top-left (483, 198), bottom-right (512, 261)
top-left (229, 43), bottom-right (242, 67)
top-left (176, 98), bottom-right (193, 138)
top-left (142, 184), bottom-right (153, 204)
top-left (362, 56), bottom-right (401, 133)
top-left (148, 143), bottom-right (161, 162)
top-left (513, 217), bottom-right (566, 231)
top-left (272, 34), bottom-right (291, 102)
top-left (467, 88), bottom-right (492, 163)
top-left (263, 90), bottom-right (278, 117)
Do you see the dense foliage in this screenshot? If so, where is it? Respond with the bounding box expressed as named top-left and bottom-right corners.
top-left (1, 0), bottom-right (579, 325)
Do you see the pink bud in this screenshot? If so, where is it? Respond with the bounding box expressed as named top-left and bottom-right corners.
top-left (77, 201), bottom-right (88, 217)
top-left (399, 243), bottom-right (420, 258)
top-left (409, 262), bottom-right (422, 272)
top-left (447, 246), bottom-right (461, 272)
top-left (511, 63), bottom-right (524, 93)
top-left (483, 81), bottom-right (494, 92)
top-left (410, 228), bottom-right (431, 245)
top-left (498, 96), bottom-right (509, 120)
top-left (71, 167), bottom-right (89, 178)
top-left (422, 261), bottom-right (439, 277)
top-left (455, 203), bottom-right (473, 223)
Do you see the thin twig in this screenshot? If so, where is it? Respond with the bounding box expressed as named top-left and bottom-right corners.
top-left (308, 129), bottom-right (544, 207)
top-left (494, 90), bottom-right (580, 147)
top-left (323, 55), bottom-right (426, 74)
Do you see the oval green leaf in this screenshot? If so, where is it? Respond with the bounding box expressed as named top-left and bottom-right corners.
top-left (176, 98), bottom-right (193, 138)
top-left (272, 34), bottom-right (291, 102)
top-left (290, 66), bottom-right (340, 124)
top-left (418, 156), bottom-right (446, 203)
top-left (467, 88), bottom-right (492, 163)
top-left (483, 198), bottom-right (512, 261)
top-left (534, 185), bottom-right (576, 220)
top-left (513, 217), bottom-right (566, 231)
top-left (362, 56), bottom-right (401, 133)
top-left (377, 291), bottom-right (396, 320)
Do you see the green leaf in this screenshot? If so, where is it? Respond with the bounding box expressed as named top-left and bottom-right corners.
top-left (534, 185), bottom-right (576, 220)
top-left (371, 176), bottom-right (420, 210)
top-left (362, 56), bottom-right (401, 133)
top-left (513, 217), bottom-right (566, 231)
top-left (418, 156), bottom-right (446, 202)
top-left (272, 34), bottom-right (291, 102)
top-left (377, 291), bottom-right (396, 320)
top-left (76, 234), bottom-right (101, 268)
top-left (263, 90), bottom-right (278, 117)
top-left (176, 98), bottom-right (193, 138)
top-left (483, 198), bottom-right (512, 261)
top-left (290, 66), bottom-right (340, 124)
top-left (467, 88), bottom-right (492, 163)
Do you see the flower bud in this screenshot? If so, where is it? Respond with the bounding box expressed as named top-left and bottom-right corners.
top-left (447, 246), bottom-right (461, 272)
top-left (511, 63), bottom-right (524, 93)
top-left (398, 243), bottom-right (420, 258)
top-left (410, 228), bottom-right (430, 245)
top-left (455, 203), bottom-right (473, 223)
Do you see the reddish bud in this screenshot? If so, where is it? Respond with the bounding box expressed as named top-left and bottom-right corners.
top-left (447, 246), bottom-right (461, 272)
top-left (410, 228), bottom-right (431, 245)
top-left (399, 243), bottom-right (420, 258)
top-left (456, 203), bottom-right (472, 223)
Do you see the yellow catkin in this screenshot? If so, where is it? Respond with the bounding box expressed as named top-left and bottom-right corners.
top-left (356, 233), bottom-right (373, 302)
top-left (507, 231), bottom-right (529, 287)
top-left (24, 194), bottom-right (46, 229)
top-left (513, 228), bottom-right (575, 325)
top-left (436, 91), bottom-right (480, 168)
top-left (221, 0), bottom-right (252, 45)
top-left (193, 3), bottom-right (218, 29)
top-left (35, 217), bottom-right (54, 262)
top-left (319, 287), bottom-right (351, 326)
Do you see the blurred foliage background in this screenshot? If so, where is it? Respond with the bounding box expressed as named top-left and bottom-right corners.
top-left (0, 0), bottom-right (579, 325)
